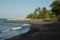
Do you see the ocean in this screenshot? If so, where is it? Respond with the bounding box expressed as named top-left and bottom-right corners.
top-left (0, 21), bottom-right (31, 40)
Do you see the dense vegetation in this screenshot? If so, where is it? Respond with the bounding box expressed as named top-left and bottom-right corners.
top-left (26, 0), bottom-right (60, 19)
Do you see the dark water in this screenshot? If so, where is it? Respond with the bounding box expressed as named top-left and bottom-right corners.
top-left (0, 22), bottom-right (31, 40)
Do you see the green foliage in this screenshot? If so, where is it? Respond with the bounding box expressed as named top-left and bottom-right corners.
top-left (26, 13), bottom-right (33, 19)
top-left (26, 7), bottom-right (54, 19)
top-left (50, 0), bottom-right (60, 16)
top-left (26, 0), bottom-right (60, 19)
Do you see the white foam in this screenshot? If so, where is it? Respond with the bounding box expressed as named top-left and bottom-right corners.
top-left (0, 24), bottom-right (31, 33)
top-left (2, 29), bottom-right (10, 32)
top-left (1, 27), bottom-right (22, 33)
top-left (12, 27), bottom-right (22, 30)
top-left (22, 24), bottom-right (31, 27)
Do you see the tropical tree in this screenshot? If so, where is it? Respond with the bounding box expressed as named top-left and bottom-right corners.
top-left (39, 7), bottom-right (50, 19)
top-left (50, 0), bottom-right (60, 16)
top-left (26, 7), bottom-right (55, 19)
top-left (26, 13), bottom-right (34, 19)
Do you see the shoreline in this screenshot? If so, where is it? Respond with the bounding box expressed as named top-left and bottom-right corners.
top-left (5, 20), bottom-right (60, 40)
top-left (4, 19), bottom-right (56, 24)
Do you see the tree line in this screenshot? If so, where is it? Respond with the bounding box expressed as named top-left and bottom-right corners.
top-left (26, 0), bottom-right (60, 20)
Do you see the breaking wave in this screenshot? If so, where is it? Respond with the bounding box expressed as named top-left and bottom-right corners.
top-left (0, 27), bottom-right (22, 33)
top-left (0, 24), bottom-right (31, 33)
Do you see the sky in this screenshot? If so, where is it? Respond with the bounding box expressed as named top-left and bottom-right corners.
top-left (0, 0), bottom-right (54, 19)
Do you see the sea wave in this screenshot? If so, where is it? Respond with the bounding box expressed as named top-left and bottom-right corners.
top-left (21, 24), bottom-right (31, 27)
top-left (0, 24), bottom-right (31, 33)
top-left (0, 27), bottom-right (22, 33)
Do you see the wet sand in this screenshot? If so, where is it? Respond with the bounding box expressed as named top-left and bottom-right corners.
top-left (5, 21), bottom-right (60, 40)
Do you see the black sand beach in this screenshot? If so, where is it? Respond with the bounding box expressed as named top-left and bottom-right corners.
top-left (5, 20), bottom-right (60, 40)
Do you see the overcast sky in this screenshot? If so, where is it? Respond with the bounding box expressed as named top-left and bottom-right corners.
top-left (0, 0), bottom-right (54, 19)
